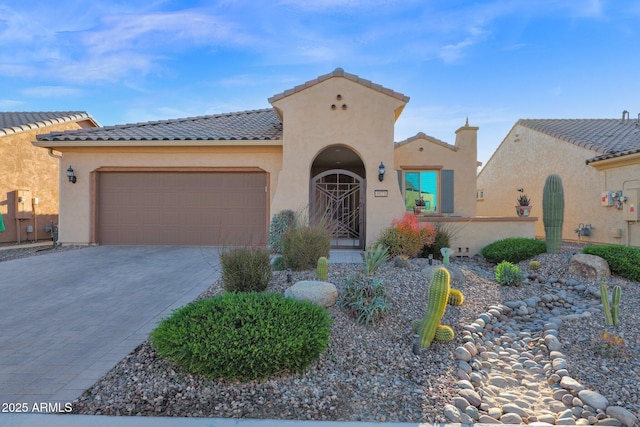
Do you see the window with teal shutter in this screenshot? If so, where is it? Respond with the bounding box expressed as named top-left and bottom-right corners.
top-left (403, 169), bottom-right (454, 214)
top-left (404, 171), bottom-right (438, 212)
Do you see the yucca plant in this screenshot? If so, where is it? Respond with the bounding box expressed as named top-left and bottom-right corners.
top-left (364, 244), bottom-right (390, 276)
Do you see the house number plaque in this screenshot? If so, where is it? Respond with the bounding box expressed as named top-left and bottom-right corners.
top-left (374, 190), bottom-right (388, 197)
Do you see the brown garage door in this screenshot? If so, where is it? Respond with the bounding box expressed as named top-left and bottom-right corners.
top-left (97, 171), bottom-right (267, 246)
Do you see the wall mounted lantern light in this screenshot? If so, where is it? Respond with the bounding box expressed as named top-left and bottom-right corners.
top-left (378, 162), bottom-right (386, 182)
top-left (66, 166), bottom-right (77, 184)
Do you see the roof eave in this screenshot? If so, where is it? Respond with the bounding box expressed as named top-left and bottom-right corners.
top-left (587, 151), bottom-right (640, 170)
top-left (32, 139), bottom-right (284, 149)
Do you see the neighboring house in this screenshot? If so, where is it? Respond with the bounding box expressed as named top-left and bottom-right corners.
top-left (477, 114), bottom-right (640, 247)
top-left (0, 112), bottom-right (99, 244)
top-left (33, 68), bottom-right (533, 252)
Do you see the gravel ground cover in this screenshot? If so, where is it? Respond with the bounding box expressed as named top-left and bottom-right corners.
top-left (68, 243), bottom-right (638, 423)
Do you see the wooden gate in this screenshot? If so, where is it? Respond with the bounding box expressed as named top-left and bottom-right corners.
top-left (310, 169), bottom-right (365, 249)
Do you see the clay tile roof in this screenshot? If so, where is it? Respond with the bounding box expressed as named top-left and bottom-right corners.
top-left (36, 109), bottom-right (283, 142)
top-left (0, 111), bottom-right (95, 136)
top-left (268, 67), bottom-right (410, 104)
top-left (517, 118), bottom-right (640, 164)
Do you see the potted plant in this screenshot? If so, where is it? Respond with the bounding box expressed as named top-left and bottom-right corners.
top-left (414, 196), bottom-right (426, 215)
top-left (516, 192), bottom-right (532, 217)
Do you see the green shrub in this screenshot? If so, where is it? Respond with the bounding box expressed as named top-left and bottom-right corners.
top-left (220, 247), bottom-right (272, 293)
top-left (375, 213), bottom-right (436, 258)
top-left (495, 261), bottom-right (524, 286)
top-left (337, 274), bottom-right (391, 326)
top-left (282, 225), bottom-right (331, 271)
top-left (272, 255), bottom-right (285, 271)
top-left (268, 209), bottom-right (297, 253)
top-left (150, 292), bottom-right (332, 381)
top-left (420, 222), bottom-right (451, 260)
top-left (480, 238), bottom-right (546, 263)
top-left (364, 244), bottom-right (390, 276)
top-left (583, 244), bottom-right (640, 282)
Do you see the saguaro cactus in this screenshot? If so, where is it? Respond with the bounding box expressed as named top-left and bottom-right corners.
top-left (543, 174), bottom-right (564, 253)
top-left (418, 267), bottom-right (464, 348)
top-left (316, 256), bottom-right (328, 281)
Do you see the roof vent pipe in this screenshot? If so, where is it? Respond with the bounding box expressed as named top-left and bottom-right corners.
top-left (622, 110), bottom-right (629, 123)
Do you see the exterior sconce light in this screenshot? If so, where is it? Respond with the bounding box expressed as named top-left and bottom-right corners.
top-left (66, 166), bottom-right (77, 184)
top-left (378, 162), bottom-right (386, 182)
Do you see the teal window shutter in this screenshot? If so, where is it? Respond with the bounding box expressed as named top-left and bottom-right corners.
top-left (441, 169), bottom-right (454, 213)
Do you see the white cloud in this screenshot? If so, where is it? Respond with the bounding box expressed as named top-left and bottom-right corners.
top-left (0, 99), bottom-right (25, 109)
top-left (21, 86), bottom-right (85, 98)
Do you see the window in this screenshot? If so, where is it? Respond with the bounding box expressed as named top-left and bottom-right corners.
top-left (405, 171), bottom-right (439, 212)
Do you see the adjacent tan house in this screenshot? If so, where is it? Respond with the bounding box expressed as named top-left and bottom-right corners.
top-left (477, 114), bottom-right (640, 247)
top-left (34, 68), bottom-right (534, 253)
top-left (0, 112), bottom-right (98, 244)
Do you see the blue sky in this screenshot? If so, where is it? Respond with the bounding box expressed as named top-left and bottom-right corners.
top-left (1, 0), bottom-right (639, 167)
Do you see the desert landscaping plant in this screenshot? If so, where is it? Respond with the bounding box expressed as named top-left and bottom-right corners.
top-left (337, 274), bottom-right (391, 326)
top-left (528, 260), bottom-right (541, 271)
top-left (494, 261), bottom-right (523, 286)
top-left (600, 279), bottom-right (621, 326)
top-left (415, 267), bottom-right (463, 348)
top-left (480, 237), bottom-right (546, 263)
top-left (375, 213), bottom-right (435, 258)
top-left (220, 247), bottom-right (272, 293)
top-left (268, 209), bottom-right (297, 254)
top-left (316, 256), bottom-right (329, 281)
top-left (282, 225), bottom-right (331, 271)
top-left (542, 174), bottom-right (565, 254)
top-left (150, 292), bottom-right (332, 381)
top-left (364, 244), bottom-right (390, 276)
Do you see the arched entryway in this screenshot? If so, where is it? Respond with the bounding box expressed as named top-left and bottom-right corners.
top-left (310, 146), bottom-right (365, 249)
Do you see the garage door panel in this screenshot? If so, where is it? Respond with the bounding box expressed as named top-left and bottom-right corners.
top-left (98, 172), bottom-right (267, 246)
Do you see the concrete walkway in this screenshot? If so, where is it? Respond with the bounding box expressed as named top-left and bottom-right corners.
top-left (1, 413), bottom-right (467, 427)
top-left (0, 246), bottom-right (220, 407)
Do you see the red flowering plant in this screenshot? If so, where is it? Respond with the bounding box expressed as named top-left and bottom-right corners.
top-left (375, 213), bottom-right (436, 258)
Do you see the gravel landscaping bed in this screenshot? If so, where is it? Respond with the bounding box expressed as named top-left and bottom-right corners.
top-left (0, 242), bottom-right (86, 262)
top-left (70, 243), bottom-right (639, 423)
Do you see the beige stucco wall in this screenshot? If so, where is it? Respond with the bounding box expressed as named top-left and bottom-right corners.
top-left (394, 125), bottom-right (478, 217)
top-left (53, 145), bottom-right (282, 245)
top-left (0, 121), bottom-right (89, 243)
top-left (477, 124), bottom-right (640, 247)
top-left (421, 216), bottom-right (536, 257)
top-left (270, 77), bottom-right (407, 246)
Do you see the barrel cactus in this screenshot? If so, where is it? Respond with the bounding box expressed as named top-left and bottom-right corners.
top-left (543, 174), bottom-right (564, 253)
top-left (417, 267), bottom-right (464, 348)
top-left (316, 256), bottom-right (328, 281)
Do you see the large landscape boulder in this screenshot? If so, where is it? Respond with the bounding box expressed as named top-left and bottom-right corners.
top-left (568, 253), bottom-right (611, 278)
top-left (284, 280), bottom-right (338, 308)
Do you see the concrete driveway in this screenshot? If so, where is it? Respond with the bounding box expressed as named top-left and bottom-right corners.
top-left (0, 246), bottom-right (220, 408)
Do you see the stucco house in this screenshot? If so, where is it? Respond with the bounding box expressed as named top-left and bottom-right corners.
top-left (477, 113), bottom-right (640, 247)
top-left (33, 68), bottom-right (533, 253)
top-left (0, 112), bottom-right (98, 244)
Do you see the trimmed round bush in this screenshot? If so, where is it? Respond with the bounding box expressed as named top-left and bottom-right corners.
top-left (282, 225), bottom-right (331, 271)
top-left (583, 244), bottom-right (640, 282)
top-left (220, 247), bottom-right (272, 293)
top-left (150, 292), bottom-right (332, 381)
top-left (480, 237), bottom-right (546, 263)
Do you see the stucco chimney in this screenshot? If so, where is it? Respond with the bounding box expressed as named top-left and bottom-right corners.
top-left (454, 117), bottom-right (478, 154)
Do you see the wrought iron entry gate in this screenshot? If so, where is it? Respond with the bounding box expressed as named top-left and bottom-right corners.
top-left (310, 169), bottom-right (365, 249)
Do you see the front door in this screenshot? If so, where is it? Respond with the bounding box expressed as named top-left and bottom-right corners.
top-left (310, 169), bottom-right (365, 249)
